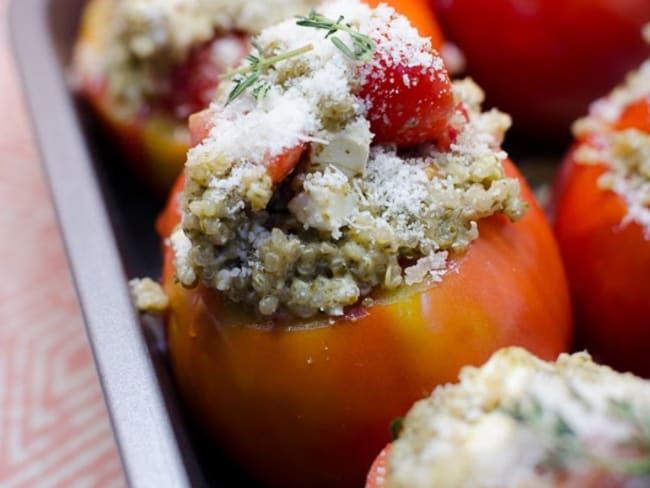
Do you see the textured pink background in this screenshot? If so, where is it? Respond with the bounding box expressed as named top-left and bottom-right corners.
top-left (1, 2), bottom-right (126, 485)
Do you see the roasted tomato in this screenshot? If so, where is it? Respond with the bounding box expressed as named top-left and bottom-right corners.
top-left (159, 160), bottom-right (571, 488)
top-left (74, 0), bottom-right (446, 192)
top-left (155, 4), bottom-right (572, 486)
top-left (73, 0), bottom-right (248, 191)
top-left (552, 76), bottom-right (650, 376)
top-left (367, 347), bottom-right (650, 488)
top-left (433, 0), bottom-right (650, 139)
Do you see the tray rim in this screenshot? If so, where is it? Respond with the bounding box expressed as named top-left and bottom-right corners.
top-left (9, 1), bottom-right (192, 486)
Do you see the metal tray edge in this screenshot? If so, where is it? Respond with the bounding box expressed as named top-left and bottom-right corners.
top-left (8, 1), bottom-right (191, 486)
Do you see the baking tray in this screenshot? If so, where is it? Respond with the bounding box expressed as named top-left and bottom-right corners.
top-left (8, 0), bottom-right (255, 486)
top-left (9, 1), bottom-right (566, 487)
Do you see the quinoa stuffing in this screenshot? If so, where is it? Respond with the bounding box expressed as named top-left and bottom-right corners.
top-left (129, 277), bottom-right (170, 313)
top-left (171, 1), bottom-right (527, 319)
top-left (385, 347), bottom-right (650, 488)
top-left (572, 46), bottom-right (650, 238)
top-left (74, 0), bottom-right (321, 116)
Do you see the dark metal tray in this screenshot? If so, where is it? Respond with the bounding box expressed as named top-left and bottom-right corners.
top-left (9, 1), bottom-right (565, 487)
top-left (8, 0), bottom-right (240, 486)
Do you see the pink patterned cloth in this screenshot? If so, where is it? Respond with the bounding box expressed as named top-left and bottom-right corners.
top-left (0, 3), bottom-right (126, 486)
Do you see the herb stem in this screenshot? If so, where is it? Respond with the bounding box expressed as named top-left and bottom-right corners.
top-left (296, 11), bottom-right (376, 61)
top-left (220, 44), bottom-right (314, 81)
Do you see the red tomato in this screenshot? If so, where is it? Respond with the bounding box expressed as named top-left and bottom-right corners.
top-left (360, 0), bottom-right (453, 147)
top-left (159, 159), bottom-right (572, 488)
top-left (360, 48), bottom-right (454, 147)
top-left (553, 96), bottom-right (650, 377)
top-left (188, 109), bottom-right (215, 147)
top-left (187, 109), bottom-right (306, 184)
top-left (75, 0), bottom-right (247, 192)
top-left (161, 35), bottom-right (249, 120)
top-left (433, 0), bottom-right (650, 139)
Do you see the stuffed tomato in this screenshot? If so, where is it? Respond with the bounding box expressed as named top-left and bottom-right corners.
top-left (73, 0), bottom-right (445, 192)
top-left (367, 347), bottom-right (650, 488)
top-left (552, 54), bottom-right (650, 377)
top-left (155, 2), bottom-right (571, 486)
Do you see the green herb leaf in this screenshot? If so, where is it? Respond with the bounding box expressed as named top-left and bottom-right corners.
top-left (390, 417), bottom-right (404, 441)
top-left (226, 73), bottom-right (259, 106)
top-left (330, 36), bottom-right (356, 61)
top-left (221, 43), bottom-right (314, 105)
top-left (296, 11), bottom-right (376, 62)
top-left (252, 82), bottom-right (271, 103)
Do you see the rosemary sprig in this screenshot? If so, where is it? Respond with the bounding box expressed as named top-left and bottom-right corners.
top-left (219, 11), bottom-right (375, 104)
top-left (296, 11), bottom-right (376, 62)
top-left (220, 42), bottom-right (314, 105)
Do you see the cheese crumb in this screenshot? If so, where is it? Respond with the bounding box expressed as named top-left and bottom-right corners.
top-left (404, 252), bottom-right (448, 286)
top-left (129, 278), bottom-right (169, 313)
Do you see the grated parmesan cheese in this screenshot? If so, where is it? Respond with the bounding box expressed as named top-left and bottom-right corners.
top-left (129, 277), bottom-right (169, 313)
top-left (176, 0), bottom-right (526, 319)
top-left (387, 347), bottom-right (650, 488)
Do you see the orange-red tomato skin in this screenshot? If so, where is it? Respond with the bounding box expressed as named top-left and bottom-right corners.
top-left (554, 155), bottom-right (650, 376)
top-left (160, 160), bottom-right (571, 488)
top-left (366, 444), bottom-right (390, 488)
top-left (433, 0), bottom-right (650, 138)
top-left (553, 95), bottom-right (650, 376)
top-left (617, 95), bottom-right (650, 132)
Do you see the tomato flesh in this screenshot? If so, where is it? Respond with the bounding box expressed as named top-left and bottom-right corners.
top-left (161, 35), bottom-right (249, 120)
top-left (188, 109), bottom-right (214, 146)
top-left (616, 96), bottom-right (650, 132)
top-left (360, 40), bottom-right (454, 147)
top-left (264, 144), bottom-right (306, 184)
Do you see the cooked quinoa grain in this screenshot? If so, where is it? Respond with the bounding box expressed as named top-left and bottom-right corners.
top-left (129, 277), bottom-right (170, 313)
top-left (173, 1), bottom-right (527, 319)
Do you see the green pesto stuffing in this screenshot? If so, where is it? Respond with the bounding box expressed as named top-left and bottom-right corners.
top-left (572, 60), bottom-right (650, 236)
top-left (173, 7), bottom-right (527, 319)
top-left (387, 348), bottom-right (650, 488)
top-left (177, 78), bottom-right (526, 318)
